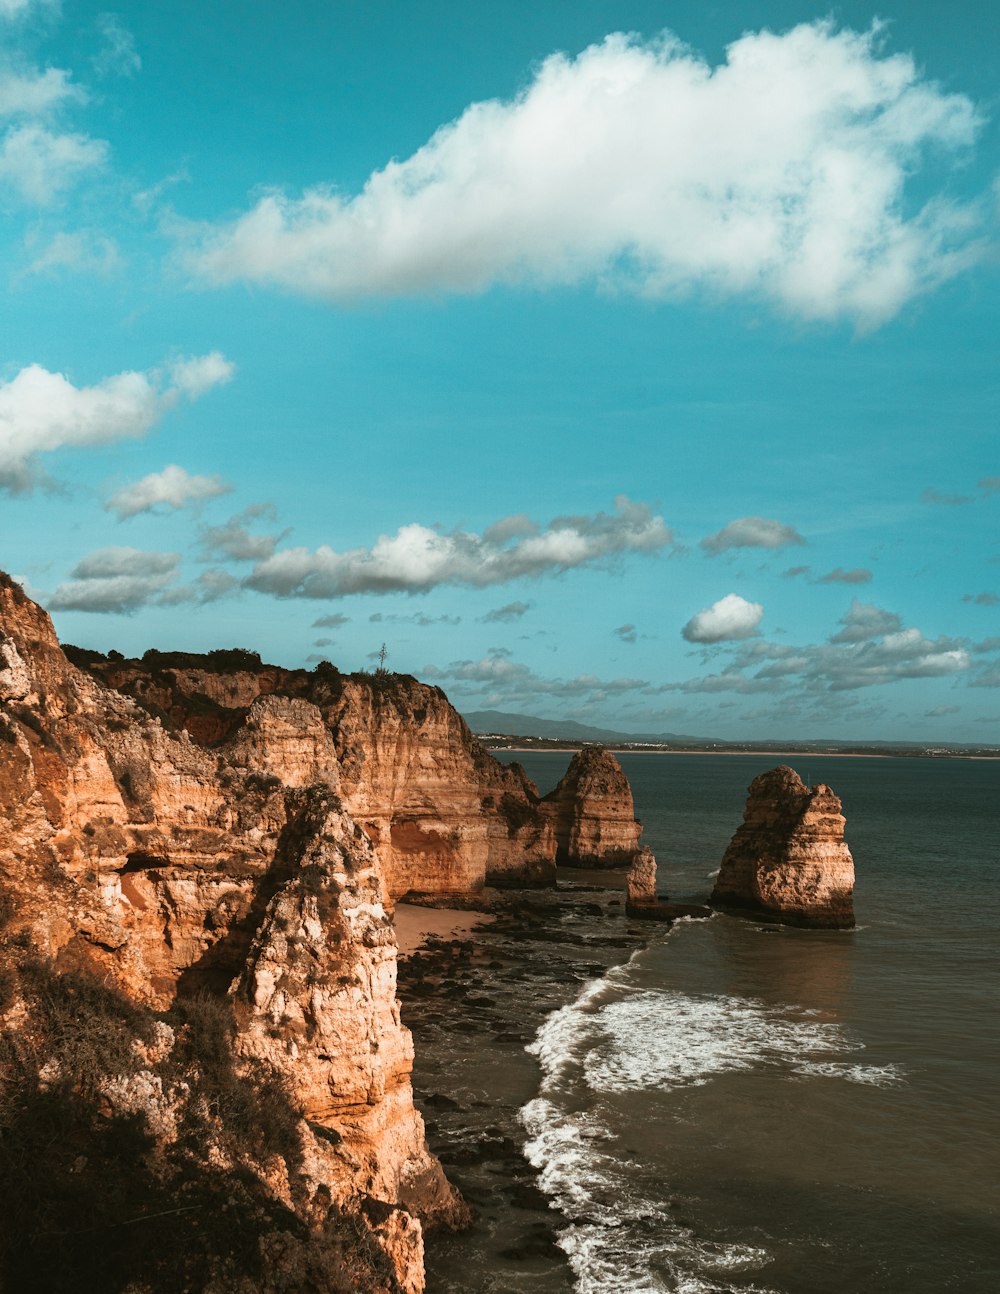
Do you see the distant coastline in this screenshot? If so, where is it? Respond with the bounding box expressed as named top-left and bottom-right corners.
top-left (481, 738), bottom-right (1000, 761)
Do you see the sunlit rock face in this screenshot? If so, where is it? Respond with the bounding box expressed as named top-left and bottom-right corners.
top-left (79, 655), bottom-right (557, 898)
top-left (0, 572), bottom-right (463, 1292)
top-left (542, 747), bottom-right (643, 867)
top-left (711, 765), bottom-right (856, 928)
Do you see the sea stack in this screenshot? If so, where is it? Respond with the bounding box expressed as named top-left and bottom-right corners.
top-left (542, 746), bottom-right (643, 867)
top-left (625, 846), bottom-right (659, 913)
top-left (710, 765), bottom-right (855, 928)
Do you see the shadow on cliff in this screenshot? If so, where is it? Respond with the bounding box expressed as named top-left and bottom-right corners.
top-left (0, 950), bottom-right (392, 1294)
top-left (174, 788), bottom-right (330, 1000)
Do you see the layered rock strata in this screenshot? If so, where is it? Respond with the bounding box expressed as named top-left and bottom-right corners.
top-left (710, 765), bottom-right (855, 928)
top-left (0, 573), bottom-right (464, 1291)
top-left (624, 846), bottom-right (712, 922)
top-left (542, 746), bottom-right (643, 867)
top-left (73, 652), bottom-right (558, 898)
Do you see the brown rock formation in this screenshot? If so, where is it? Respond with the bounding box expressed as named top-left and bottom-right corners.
top-left (710, 765), bottom-right (855, 928)
top-left (75, 652), bottom-right (556, 898)
top-left (0, 573), bottom-right (464, 1291)
top-left (625, 846), bottom-right (658, 912)
top-left (542, 746), bottom-right (643, 867)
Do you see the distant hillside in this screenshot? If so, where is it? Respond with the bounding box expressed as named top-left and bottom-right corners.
top-left (462, 709), bottom-right (696, 744)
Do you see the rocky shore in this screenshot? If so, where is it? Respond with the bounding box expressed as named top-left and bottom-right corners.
top-left (395, 871), bottom-right (653, 1291)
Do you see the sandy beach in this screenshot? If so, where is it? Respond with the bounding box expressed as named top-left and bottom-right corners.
top-left (393, 902), bottom-right (495, 957)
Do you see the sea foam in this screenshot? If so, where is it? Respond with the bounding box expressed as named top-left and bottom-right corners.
top-left (521, 955), bottom-right (904, 1292)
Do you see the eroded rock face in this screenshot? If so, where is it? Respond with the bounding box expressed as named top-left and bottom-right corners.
top-left (542, 747), bottom-right (643, 867)
top-left (78, 654), bottom-right (557, 898)
top-left (625, 846), bottom-right (658, 913)
top-left (0, 573), bottom-right (462, 1291)
top-left (710, 765), bottom-right (855, 928)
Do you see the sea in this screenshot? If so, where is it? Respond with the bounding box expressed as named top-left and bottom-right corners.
top-left (412, 752), bottom-right (1000, 1294)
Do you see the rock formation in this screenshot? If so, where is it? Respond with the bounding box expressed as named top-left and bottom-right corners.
top-left (625, 846), bottom-right (713, 922)
top-left (710, 765), bottom-right (855, 928)
top-left (625, 845), bottom-right (658, 912)
top-left (0, 573), bottom-right (465, 1292)
top-left (542, 746), bottom-right (643, 867)
top-left (74, 651), bottom-right (556, 898)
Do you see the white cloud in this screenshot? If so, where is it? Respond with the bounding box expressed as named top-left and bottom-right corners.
top-left (682, 593), bottom-right (764, 643)
top-left (187, 22), bottom-right (981, 327)
top-left (0, 352), bottom-right (235, 492)
top-left (48, 548), bottom-right (180, 614)
top-left (93, 13), bottom-right (141, 78)
top-left (106, 464), bottom-right (232, 519)
top-left (0, 124), bottom-right (108, 203)
top-left (244, 496), bottom-right (670, 598)
top-left (701, 515), bottom-right (805, 554)
top-left (0, 0), bottom-right (47, 18)
top-left (168, 351), bottom-right (235, 399)
top-left (24, 228), bottom-right (121, 276)
top-left (0, 67), bottom-right (83, 117)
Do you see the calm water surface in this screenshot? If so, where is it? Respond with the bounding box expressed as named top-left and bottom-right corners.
top-left (486, 752), bottom-right (1000, 1294)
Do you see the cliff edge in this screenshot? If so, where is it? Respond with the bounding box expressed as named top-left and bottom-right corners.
top-left (0, 573), bottom-right (465, 1292)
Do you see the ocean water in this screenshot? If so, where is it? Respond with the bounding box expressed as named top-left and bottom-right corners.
top-left (493, 752), bottom-right (1000, 1294)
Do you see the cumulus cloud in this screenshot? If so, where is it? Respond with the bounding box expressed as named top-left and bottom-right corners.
top-left (614, 623), bottom-right (637, 643)
top-left (979, 476), bottom-right (1000, 494)
top-left (244, 496), bottom-right (670, 599)
top-left (0, 67), bottom-right (83, 117)
top-left (48, 548), bottom-right (180, 614)
top-left (682, 593), bottom-right (764, 643)
top-left (0, 124), bottom-right (108, 203)
top-left (830, 599), bottom-right (903, 643)
top-left (670, 604), bottom-right (970, 695)
top-left (186, 23), bottom-right (981, 327)
top-left (963, 591), bottom-right (999, 606)
top-left (783, 565), bottom-right (811, 579)
top-left (106, 464), bottom-right (232, 519)
top-left (481, 600), bottom-right (531, 623)
top-left (199, 504), bottom-right (288, 562)
top-left (0, 352), bottom-right (234, 492)
top-left (926, 705), bottom-right (960, 717)
top-left (312, 612), bottom-right (350, 629)
top-left (701, 516), bottom-right (805, 554)
top-left (817, 566), bottom-right (873, 584)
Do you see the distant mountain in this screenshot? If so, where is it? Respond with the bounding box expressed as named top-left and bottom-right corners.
top-left (462, 709), bottom-right (698, 744)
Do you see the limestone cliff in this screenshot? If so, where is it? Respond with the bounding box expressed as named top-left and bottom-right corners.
top-left (542, 746), bottom-right (643, 867)
top-left (710, 765), bottom-right (855, 928)
top-left (0, 573), bottom-right (464, 1292)
top-left (75, 652), bottom-right (557, 898)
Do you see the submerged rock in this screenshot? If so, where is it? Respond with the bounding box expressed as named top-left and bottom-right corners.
top-left (710, 765), bottom-right (855, 928)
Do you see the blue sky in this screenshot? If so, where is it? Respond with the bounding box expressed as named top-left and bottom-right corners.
top-left (2, 0), bottom-right (999, 741)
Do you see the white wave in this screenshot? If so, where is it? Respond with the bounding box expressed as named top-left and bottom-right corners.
top-left (522, 966), bottom-right (904, 1293)
top-left (521, 1095), bottom-right (775, 1294)
top-left (794, 1061), bottom-right (906, 1087)
top-left (585, 990), bottom-right (869, 1093)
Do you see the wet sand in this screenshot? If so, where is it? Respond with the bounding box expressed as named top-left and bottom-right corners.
top-left (393, 902), bottom-right (495, 957)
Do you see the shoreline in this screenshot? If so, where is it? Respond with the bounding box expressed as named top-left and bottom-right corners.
top-left (393, 901), bottom-right (495, 957)
top-left (493, 746), bottom-right (1000, 760)
top-left (394, 872), bottom-right (645, 1291)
